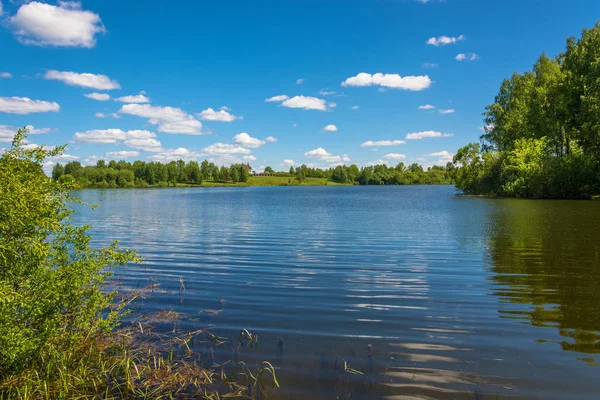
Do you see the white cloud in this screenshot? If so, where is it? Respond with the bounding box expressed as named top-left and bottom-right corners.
top-left (319, 89), bottom-right (336, 96)
top-left (243, 155), bottom-right (257, 161)
top-left (427, 150), bottom-right (454, 163)
top-left (304, 147), bottom-right (343, 163)
top-left (383, 153), bottom-right (406, 160)
top-left (426, 35), bottom-right (465, 46)
top-left (365, 160), bottom-right (388, 166)
top-left (419, 104), bottom-right (435, 110)
top-left (201, 143), bottom-right (251, 155)
top-left (0, 96), bottom-right (60, 114)
top-left (456, 53), bottom-right (479, 61)
top-left (119, 103), bottom-right (203, 135)
top-left (406, 131), bottom-right (454, 140)
top-left (341, 72), bottom-right (431, 91)
top-left (84, 92), bottom-right (110, 101)
top-left (360, 140), bottom-right (405, 147)
top-left (352, 105), bottom-right (360, 110)
top-left (1, 124), bottom-right (51, 142)
top-left (73, 129), bottom-right (161, 152)
top-left (265, 136), bottom-right (277, 143)
top-left (296, 78), bottom-right (304, 84)
top-left (281, 95), bottom-right (329, 111)
top-left (95, 112), bottom-right (120, 119)
top-left (265, 94), bottom-right (289, 102)
top-left (323, 124), bottom-right (338, 132)
top-left (282, 159), bottom-right (297, 166)
top-left (422, 63), bottom-right (438, 68)
top-left (0, 72), bottom-right (12, 78)
top-left (233, 132), bottom-right (265, 148)
top-left (197, 107), bottom-right (240, 122)
top-left (10, 1), bottom-right (105, 48)
top-left (114, 93), bottom-right (151, 103)
top-left (124, 138), bottom-right (163, 152)
top-left (106, 150), bottom-right (140, 158)
top-left (149, 147), bottom-right (201, 162)
top-left (439, 109), bottom-right (455, 114)
top-left (45, 70), bottom-right (120, 90)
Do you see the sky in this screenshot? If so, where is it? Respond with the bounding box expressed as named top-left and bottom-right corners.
top-left (1, 0), bottom-right (599, 173)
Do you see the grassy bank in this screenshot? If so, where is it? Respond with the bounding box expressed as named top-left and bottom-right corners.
top-left (200, 176), bottom-right (348, 187)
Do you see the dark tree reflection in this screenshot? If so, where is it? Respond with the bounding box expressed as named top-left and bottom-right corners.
top-left (484, 199), bottom-right (600, 355)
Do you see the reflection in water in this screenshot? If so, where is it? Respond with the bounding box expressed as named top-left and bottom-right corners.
top-left (73, 187), bottom-right (600, 399)
top-left (485, 199), bottom-right (600, 356)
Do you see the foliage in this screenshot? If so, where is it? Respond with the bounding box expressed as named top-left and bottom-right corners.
top-left (0, 129), bottom-right (138, 377)
top-left (53, 159), bottom-right (451, 187)
top-left (450, 22), bottom-right (600, 199)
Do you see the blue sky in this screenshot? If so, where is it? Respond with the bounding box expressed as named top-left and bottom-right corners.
top-left (1, 0), bottom-right (599, 172)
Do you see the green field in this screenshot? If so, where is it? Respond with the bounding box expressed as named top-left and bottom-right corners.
top-left (196, 176), bottom-right (349, 187)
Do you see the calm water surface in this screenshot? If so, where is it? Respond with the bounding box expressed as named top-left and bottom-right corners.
top-left (74, 186), bottom-right (600, 399)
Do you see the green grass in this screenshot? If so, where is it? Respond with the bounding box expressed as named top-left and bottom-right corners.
top-left (172, 176), bottom-right (349, 188)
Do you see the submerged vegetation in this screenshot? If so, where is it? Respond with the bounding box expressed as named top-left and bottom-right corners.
top-left (448, 22), bottom-right (600, 199)
top-left (0, 129), bottom-right (278, 399)
top-left (52, 159), bottom-right (450, 188)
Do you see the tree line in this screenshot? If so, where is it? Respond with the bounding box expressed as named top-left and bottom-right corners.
top-left (52, 159), bottom-right (251, 188)
top-left (52, 159), bottom-right (450, 187)
top-left (448, 22), bottom-right (600, 199)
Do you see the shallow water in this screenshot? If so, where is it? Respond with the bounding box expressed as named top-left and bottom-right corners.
top-left (73, 186), bottom-right (600, 399)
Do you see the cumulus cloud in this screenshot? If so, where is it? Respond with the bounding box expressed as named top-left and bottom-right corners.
top-left (0, 124), bottom-right (51, 142)
top-left (45, 70), bottom-right (120, 90)
top-left (106, 150), bottom-right (140, 158)
top-left (439, 109), bottom-right (455, 114)
top-left (341, 72), bottom-right (431, 91)
top-left (360, 140), bottom-right (405, 147)
top-left (201, 143), bottom-right (251, 155)
top-left (304, 147), bottom-right (344, 163)
top-left (10, 1), bottom-right (105, 48)
top-left (119, 103), bottom-right (203, 135)
top-left (95, 112), bottom-right (120, 119)
top-left (427, 150), bottom-right (454, 163)
top-left (365, 159), bottom-right (389, 166)
top-left (456, 53), bottom-right (479, 61)
top-left (243, 155), bottom-right (257, 161)
top-left (114, 93), bottom-right (151, 103)
top-left (0, 96), bottom-right (60, 114)
top-left (265, 136), bottom-right (277, 143)
top-left (296, 78), bottom-right (304, 84)
top-left (383, 153), bottom-right (406, 160)
top-left (426, 35), bottom-right (465, 46)
top-left (281, 159), bottom-right (297, 166)
top-left (233, 132), bottom-right (265, 148)
top-left (406, 131), bottom-right (454, 140)
top-left (148, 147), bottom-right (201, 162)
top-left (280, 96), bottom-right (329, 111)
top-left (124, 138), bottom-right (163, 152)
top-left (265, 95), bottom-right (289, 102)
top-left (0, 72), bottom-right (12, 78)
top-left (419, 104), bottom-right (435, 110)
top-left (84, 92), bottom-right (110, 101)
top-left (73, 129), bottom-right (162, 152)
top-left (323, 124), bottom-right (338, 132)
top-left (197, 107), bottom-right (240, 122)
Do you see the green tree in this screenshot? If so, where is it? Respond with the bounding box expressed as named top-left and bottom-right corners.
top-left (51, 163), bottom-right (64, 181)
top-left (0, 129), bottom-right (137, 376)
top-left (264, 166), bottom-right (274, 174)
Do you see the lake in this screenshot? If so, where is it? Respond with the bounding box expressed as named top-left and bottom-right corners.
top-left (73, 186), bottom-right (600, 399)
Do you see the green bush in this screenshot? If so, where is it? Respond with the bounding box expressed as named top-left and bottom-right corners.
top-left (0, 129), bottom-right (137, 377)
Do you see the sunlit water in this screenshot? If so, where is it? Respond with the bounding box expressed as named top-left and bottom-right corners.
top-left (73, 186), bottom-right (600, 399)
